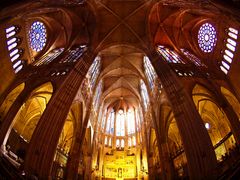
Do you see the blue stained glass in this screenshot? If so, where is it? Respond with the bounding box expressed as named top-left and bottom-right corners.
top-left (29, 21), bottom-right (47, 52)
top-left (198, 23), bottom-right (217, 53)
top-left (140, 80), bottom-right (149, 111)
top-left (143, 56), bottom-right (157, 91)
top-left (157, 46), bottom-right (184, 64)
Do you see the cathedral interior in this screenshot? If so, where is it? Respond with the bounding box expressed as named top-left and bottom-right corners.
top-left (1, 0), bottom-right (240, 179)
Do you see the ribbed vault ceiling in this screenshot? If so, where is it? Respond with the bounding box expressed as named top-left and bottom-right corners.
top-left (99, 45), bottom-right (144, 109)
top-left (88, 0), bottom-right (224, 109)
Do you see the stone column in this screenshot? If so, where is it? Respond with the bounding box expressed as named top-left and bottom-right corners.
top-left (221, 104), bottom-right (240, 144)
top-left (89, 111), bottom-right (101, 179)
top-left (24, 51), bottom-right (95, 179)
top-left (148, 50), bottom-right (217, 179)
top-left (65, 102), bottom-right (93, 179)
top-left (150, 106), bottom-right (173, 180)
top-left (142, 106), bottom-right (150, 180)
top-left (65, 102), bottom-right (83, 180)
top-left (84, 153), bottom-right (92, 180)
top-left (159, 141), bottom-right (175, 179)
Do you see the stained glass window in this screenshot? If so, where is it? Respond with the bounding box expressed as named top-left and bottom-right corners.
top-left (105, 137), bottom-right (108, 145)
top-left (6, 26), bottom-right (17, 39)
top-left (132, 136), bottom-right (136, 146)
top-left (34, 48), bottom-right (64, 66)
top-left (106, 110), bottom-right (115, 135)
top-left (127, 109), bottom-right (135, 135)
top-left (93, 80), bottom-right (102, 112)
top-left (143, 56), bottom-right (157, 91)
top-left (59, 45), bottom-right (86, 63)
top-left (198, 23), bottom-right (217, 53)
top-left (110, 111), bottom-right (115, 135)
top-left (116, 139), bottom-right (120, 147)
top-left (102, 109), bottom-right (107, 129)
top-left (135, 109), bottom-right (140, 131)
top-left (139, 104), bottom-right (143, 123)
top-left (5, 25), bottom-right (24, 73)
top-left (157, 46), bottom-right (185, 63)
top-left (140, 80), bottom-right (149, 111)
top-left (121, 139), bottom-right (124, 148)
top-left (6, 26), bottom-right (16, 34)
top-left (7, 38), bottom-right (18, 51)
top-left (116, 109), bottom-right (125, 136)
top-left (220, 27), bottom-right (238, 74)
top-left (106, 112), bottom-right (111, 133)
top-left (101, 106), bottom-right (142, 149)
top-left (109, 137), bottom-right (112, 146)
top-left (29, 21), bottom-right (47, 52)
top-left (128, 137), bottom-right (132, 147)
top-left (180, 49), bottom-right (204, 66)
top-left (87, 56), bottom-right (101, 91)
top-left (97, 105), bottom-right (103, 125)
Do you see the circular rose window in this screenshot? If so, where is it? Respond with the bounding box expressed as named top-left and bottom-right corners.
top-left (29, 21), bottom-right (47, 52)
top-left (198, 23), bottom-right (217, 53)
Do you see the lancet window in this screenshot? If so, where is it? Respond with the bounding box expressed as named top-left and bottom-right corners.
top-left (157, 45), bottom-right (185, 64)
top-left (140, 80), bottom-right (150, 111)
top-left (220, 27), bottom-right (238, 74)
top-left (87, 56), bottom-right (101, 91)
top-left (93, 80), bottom-right (103, 112)
top-left (5, 25), bottom-right (24, 73)
top-left (33, 48), bottom-right (64, 66)
top-left (143, 56), bottom-right (157, 91)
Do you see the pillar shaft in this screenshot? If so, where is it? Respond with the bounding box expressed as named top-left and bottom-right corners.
top-left (24, 52), bottom-right (94, 178)
top-left (65, 102), bottom-right (83, 179)
top-left (149, 51), bottom-right (217, 179)
top-left (223, 105), bottom-right (240, 144)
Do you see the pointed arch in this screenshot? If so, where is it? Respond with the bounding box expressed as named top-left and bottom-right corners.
top-left (10, 82), bottom-right (53, 142)
top-left (221, 87), bottom-right (240, 119)
top-left (162, 105), bottom-right (187, 177)
top-left (192, 84), bottom-right (236, 160)
top-left (0, 83), bottom-right (25, 123)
